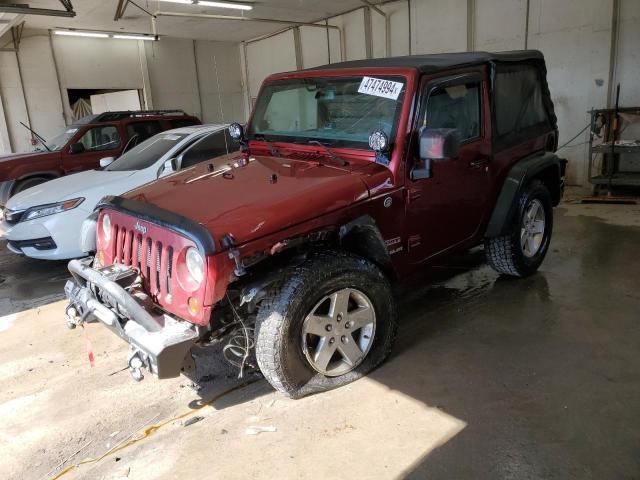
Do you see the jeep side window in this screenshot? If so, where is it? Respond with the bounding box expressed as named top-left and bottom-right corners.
top-left (180, 130), bottom-right (237, 169)
top-left (76, 125), bottom-right (120, 152)
top-left (425, 82), bottom-right (481, 142)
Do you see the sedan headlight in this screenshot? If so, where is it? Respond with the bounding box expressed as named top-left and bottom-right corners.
top-left (23, 198), bottom-right (85, 222)
top-left (185, 247), bottom-right (204, 285)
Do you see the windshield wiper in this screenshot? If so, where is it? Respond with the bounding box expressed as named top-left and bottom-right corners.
top-left (253, 133), bottom-right (281, 157)
top-left (19, 121), bottom-right (51, 152)
top-left (307, 140), bottom-right (348, 166)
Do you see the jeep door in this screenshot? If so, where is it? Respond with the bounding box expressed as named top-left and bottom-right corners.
top-left (405, 70), bottom-right (492, 264)
top-left (62, 124), bottom-right (122, 174)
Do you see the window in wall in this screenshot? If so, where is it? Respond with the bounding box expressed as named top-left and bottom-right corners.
top-left (77, 125), bottom-right (120, 151)
top-left (180, 130), bottom-right (237, 169)
top-left (425, 82), bottom-right (481, 142)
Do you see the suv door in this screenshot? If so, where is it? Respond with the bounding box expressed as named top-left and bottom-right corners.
top-left (62, 124), bottom-right (121, 174)
top-left (405, 71), bottom-right (492, 264)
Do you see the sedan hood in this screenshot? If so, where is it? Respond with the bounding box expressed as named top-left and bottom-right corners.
top-left (7, 169), bottom-right (135, 211)
top-left (125, 155), bottom-right (376, 246)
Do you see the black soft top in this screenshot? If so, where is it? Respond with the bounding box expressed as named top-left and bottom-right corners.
top-left (308, 50), bottom-right (544, 73)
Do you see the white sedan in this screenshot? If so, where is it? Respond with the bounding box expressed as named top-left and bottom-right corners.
top-left (0, 124), bottom-right (235, 260)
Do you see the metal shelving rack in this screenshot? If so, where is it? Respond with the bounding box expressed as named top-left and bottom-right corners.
top-left (588, 105), bottom-right (640, 193)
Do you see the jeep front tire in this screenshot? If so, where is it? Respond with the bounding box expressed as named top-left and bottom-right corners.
top-left (485, 179), bottom-right (553, 277)
top-left (255, 251), bottom-right (397, 399)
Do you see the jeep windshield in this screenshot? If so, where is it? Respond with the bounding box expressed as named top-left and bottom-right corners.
top-left (248, 76), bottom-right (406, 149)
top-left (105, 133), bottom-right (187, 171)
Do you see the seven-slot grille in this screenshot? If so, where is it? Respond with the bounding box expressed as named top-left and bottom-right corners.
top-left (112, 224), bottom-right (174, 299)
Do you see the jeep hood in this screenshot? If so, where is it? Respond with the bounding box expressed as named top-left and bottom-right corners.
top-left (125, 155), bottom-right (378, 246)
top-left (7, 169), bottom-right (135, 211)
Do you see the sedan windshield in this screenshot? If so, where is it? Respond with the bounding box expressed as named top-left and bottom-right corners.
top-left (105, 133), bottom-right (187, 171)
top-left (248, 76), bottom-right (406, 149)
top-left (45, 127), bottom-right (79, 151)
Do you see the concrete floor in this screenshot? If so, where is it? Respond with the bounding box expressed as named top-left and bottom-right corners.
top-left (1, 195), bottom-right (639, 480)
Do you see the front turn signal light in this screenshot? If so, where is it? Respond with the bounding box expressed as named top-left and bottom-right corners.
top-left (188, 297), bottom-right (199, 315)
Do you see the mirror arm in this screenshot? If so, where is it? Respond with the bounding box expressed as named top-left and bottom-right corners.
top-left (411, 158), bottom-right (432, 180)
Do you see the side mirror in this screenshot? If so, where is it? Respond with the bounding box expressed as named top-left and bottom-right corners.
top-left (158, 158), bottom-right (176, 177)
top-left (69, 142), bottom-right (85, 154)
top-left (419, 128), bottom-right (460, 161)
top-left (412, 128), bottom-right (461, 180)
top-left (99, 157), bottom-right (115, 168)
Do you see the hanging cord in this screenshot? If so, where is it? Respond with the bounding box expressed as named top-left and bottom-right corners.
top-left (223, 293), bottom-right (254, 378)
top-left (556, 123), bottom-right (590, 152)
top-left (213, 54), bottom-right (231, 155)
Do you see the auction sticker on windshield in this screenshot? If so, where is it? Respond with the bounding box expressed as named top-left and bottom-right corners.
top-left (358, 77), bottom-right (403, 100)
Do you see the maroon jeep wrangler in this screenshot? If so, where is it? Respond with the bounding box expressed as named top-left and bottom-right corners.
top-left (0, 110), bottom-right (200, 208)
top-left (65, 51), bottom-right (565, 398)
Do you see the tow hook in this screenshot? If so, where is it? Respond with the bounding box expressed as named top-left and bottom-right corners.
top-left (128, 351), bottom-right (146, 382)
top-left (65, 306), bottom-right (81, 330)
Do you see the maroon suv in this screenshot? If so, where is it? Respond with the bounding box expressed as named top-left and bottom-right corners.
top-left (0, 110), bottom-right (200, 207)
top-left (65, 50), bottom-right (566, 399)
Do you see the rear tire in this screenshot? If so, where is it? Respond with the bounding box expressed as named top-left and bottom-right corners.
top-left (255, 251), bottom-right (397, 399)
top-left (485, 179), bottom-right (553, 277)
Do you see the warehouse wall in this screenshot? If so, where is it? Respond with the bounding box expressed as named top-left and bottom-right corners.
top-left (241, 0), bottom-right (638, 186)
top-left (0, 31), bottom-right (244, 155)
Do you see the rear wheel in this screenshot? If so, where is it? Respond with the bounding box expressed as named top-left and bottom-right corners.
top-left (485, 179), bottom-right (553, 277)
top-left (255, 251), bottom-right (397, 399)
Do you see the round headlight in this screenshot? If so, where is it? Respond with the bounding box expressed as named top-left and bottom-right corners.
top-left (102, 213), bottom-right (111, 241)
top-left (228, 122), bottom-right (244, 141)
top-left (369, 129), bottom-right (389, 152)
top-left (186, 247), bottom-right (204, 285)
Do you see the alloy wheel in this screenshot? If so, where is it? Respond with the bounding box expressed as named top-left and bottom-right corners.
top-left (301, 288), bottom-right (376, 377)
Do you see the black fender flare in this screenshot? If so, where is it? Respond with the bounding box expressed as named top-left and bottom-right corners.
top-left (485, 151), bottom-right (566, 238)
top-left (339, 215), bottom-right (393, 275)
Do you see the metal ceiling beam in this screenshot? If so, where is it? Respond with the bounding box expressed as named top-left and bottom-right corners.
top-left (0, 2), bottom-right (75, 17)
top-left (113, 0), bottom-right (129, 21)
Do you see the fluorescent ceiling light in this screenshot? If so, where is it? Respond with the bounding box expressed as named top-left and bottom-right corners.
top-left (158, 0), bottom-right (253, 11)
top-left (113, 35), bottom-right (155, 41)
top-left (54, 30), bottom-right (108, 38)
top-left (198, 1), bottom-right (252, 10)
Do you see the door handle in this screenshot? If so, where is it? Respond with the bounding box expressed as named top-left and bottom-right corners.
top-left (469, 158), bottom-right (489, 168)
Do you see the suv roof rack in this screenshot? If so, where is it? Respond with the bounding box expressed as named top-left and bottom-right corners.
top-left (93, 110), bottom-right (188, 122)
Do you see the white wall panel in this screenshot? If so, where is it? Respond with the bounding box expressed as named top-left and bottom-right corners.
top-left (300, 25), bottom-right (330, 69)
top-left (410, 0), bottom-right (467, 54)
top-left (528, 0), bottom-right (613, 185)
top-left (195, 39), bottom-right (245, 123)
top-left (474, 0), bottom-right (527, 51)
top-left (329, 9), bottom-right (368, 61)
top-left (144, 38), bottom-right (200, 117)
top-left (0, 52), bottom-right (31, 153)
top-left (246, 30), bottom-right (297, 101)
top-left (16, 34), bottom-right (65, 142)
top-left (615, 0), bottom-right (640, 107)
top-left (53, 35), bottom-right (143, 90)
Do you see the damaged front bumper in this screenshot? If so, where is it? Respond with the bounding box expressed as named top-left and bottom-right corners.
top-left (65, 258), bottom-right (200, 380)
